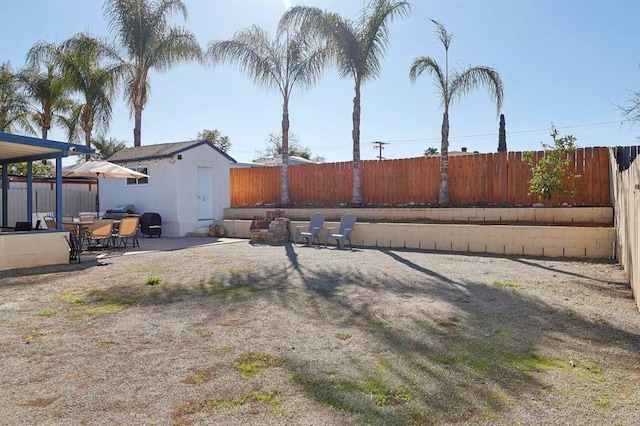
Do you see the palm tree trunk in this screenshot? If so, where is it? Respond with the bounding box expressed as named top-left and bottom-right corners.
top-left (134, 106), bottom-right (142, 147)
top-left (351, 79), bottom-right (362, 205)
top-left (281, 96), bottom-right (290, 205)
top-left (84, 128), bottom-right (92, 161)
top-left (82, 106), bottom-right (93, 161)
top-left (42, 115), bottom-right (49, 140)
top-left (43, 104), bottom-right (51, 140)
top-left (438, 110), bottom-right (450, 205)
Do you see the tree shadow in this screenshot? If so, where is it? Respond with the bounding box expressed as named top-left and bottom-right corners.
top-left (34, 245), bottom-right (639, 424)
top-left (271, 249), bottom-right (640, 424)
top-left (511, 256), bottom-right (617, 281)
top-left (0, 259), bottom-right (105, 284)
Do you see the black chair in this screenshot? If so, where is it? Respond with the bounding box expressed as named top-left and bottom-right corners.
top-left (65, 233), bottom-right (81, 263)
top-left (14, 221), bottom-right (33, 232)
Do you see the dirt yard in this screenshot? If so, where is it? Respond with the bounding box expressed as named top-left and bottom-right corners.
top-left (1, 238), bottom-right (639, 425)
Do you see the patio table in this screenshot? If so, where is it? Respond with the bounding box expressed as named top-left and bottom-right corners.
top-left (62, 220), bottom-right (93, 262)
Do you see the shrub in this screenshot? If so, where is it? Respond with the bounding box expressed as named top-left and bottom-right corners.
top-left (523, 127), bottom-right (580, 204)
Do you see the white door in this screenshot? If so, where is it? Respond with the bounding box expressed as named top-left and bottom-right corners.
top-left (197, 167), bottom-right (213, 220)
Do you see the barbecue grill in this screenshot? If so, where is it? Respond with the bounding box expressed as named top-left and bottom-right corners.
top-left (103, 204), bottom-right (135, 220)
top-left (139, 212), bottom-right (162, 237)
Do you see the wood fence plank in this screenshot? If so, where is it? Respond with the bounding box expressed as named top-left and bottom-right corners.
top-left (573, 148), bottom-right (585, 205)
top-left (599, 147), bottom-right (611, 205)
top-left (584, 148), bottom-right (594, 206)
top-left (594, 147), bottom-right (603, 204)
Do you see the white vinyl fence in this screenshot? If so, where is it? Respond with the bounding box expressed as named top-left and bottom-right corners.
top-left (0, 188), bottom-right (96, 226)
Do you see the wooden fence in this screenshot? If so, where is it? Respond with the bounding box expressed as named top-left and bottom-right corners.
top-left (230, 147), bottom-right (611, 207)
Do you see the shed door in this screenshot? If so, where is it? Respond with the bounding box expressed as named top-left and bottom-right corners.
top-left (197, 167), bottom-right (213, 220)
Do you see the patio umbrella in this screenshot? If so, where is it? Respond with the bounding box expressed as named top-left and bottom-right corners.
top-left (61, 160), bottom-right (149, 212)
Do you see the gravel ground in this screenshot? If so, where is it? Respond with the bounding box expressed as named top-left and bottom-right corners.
top-left (1, 237), bottom-right (639, 425)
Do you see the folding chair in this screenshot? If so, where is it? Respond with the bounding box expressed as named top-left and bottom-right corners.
top-left (114, 217), bottom-right (140, 249)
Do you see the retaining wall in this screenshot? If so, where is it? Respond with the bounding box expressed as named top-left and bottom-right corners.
top-left (224, 206), bottom-right (613, 224)
top-left (216, 207), bottom-right (615, 259)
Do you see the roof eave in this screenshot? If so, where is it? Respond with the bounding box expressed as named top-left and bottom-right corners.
top-left (108, 141), bottom-right (237, 164)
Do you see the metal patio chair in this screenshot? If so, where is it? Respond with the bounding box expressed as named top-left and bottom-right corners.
top-left (114, 216), bottom-right (140, 249)
top-left (87, 219), bottom-right (114, 252)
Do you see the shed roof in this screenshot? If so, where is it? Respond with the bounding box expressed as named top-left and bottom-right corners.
top-left (107, 140), bottom-right (236, 163)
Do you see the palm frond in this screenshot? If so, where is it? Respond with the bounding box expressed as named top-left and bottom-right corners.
top-left (278, 5), bottom-right (327, 35)
top-left (26, 41), bottom-right (59, 69)
top-left (359, 0), bottom-right (411, 81)
top-left (288, 35), bottom-right (331, 91)
top-left (280, 6), bottom-right (358, 80)
top-left (429, 18), bottom-right (452, 51)
top-left (281, 1), bottom-right (409, 83)
top-left (0, 62), bottom-right (34, 134)
top-left (324, 13), bottom-right (362, 80)
top-left (55, 33), bottom-right (120, 140)
top-left (104, 0), bottom-right (200, 118)
top-left (149, 27), bottom-right (203, 71)
top-left (208, 25), bottom-right (285, 94)
top-left (103, 0), bottom-right (187, 55)
top-left (409, 56), bottom-right (447, 105)
top-left (57, 103), bottom-right (83, 143)
top-left (449, 66), bottom-right (504, 115)
top-left (18, 62), bottom-right (77, 138)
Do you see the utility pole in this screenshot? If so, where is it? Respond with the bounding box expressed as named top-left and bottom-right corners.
top-left (372, 141), bottom-right (387, 160)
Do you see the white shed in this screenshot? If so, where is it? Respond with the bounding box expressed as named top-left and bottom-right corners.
top-left (101, 140), bottom-right (236, 237)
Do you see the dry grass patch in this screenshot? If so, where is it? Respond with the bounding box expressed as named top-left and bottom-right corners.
top-left (20, 397), bottom-right (58, 408)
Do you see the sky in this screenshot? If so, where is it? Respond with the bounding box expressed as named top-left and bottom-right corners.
top-left (1, 0), bottom-right (640, 164)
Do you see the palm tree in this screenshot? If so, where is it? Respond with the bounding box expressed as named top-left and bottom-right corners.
top-left (92, 135), bottom-right (127, 159)
top-left (207, 22), bottom-right (328, 205)
top-left (409, 19), bottom-right (504, 205)
top-left (0, 62), bottom-right (33, 134)
top-left (280, 0), bottom-right (411, 205)
top-left (194, 129), bottom-right (232, 153)
top-left (28, 36), bottom-right (121, 155)
top-left (18, 62), bottom-right (75, 140)
top-left (103, 0), bottom-right (202, 147)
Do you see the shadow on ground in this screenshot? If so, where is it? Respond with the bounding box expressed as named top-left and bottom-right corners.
top-left (15, 242), bottom-right (638, 425)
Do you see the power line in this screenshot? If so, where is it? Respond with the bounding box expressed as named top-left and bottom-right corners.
top-left (385, 121), bottom-right (623, 143)
top-left (381, 120), bottom-right (627, 145)
top-left (229, 119), bottom-right (634, 155)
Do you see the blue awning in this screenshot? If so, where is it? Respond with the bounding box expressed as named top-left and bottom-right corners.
top-left (1, 132), bottom-right (95, 229)
top-left (0, 132), bottom-right (93, 164)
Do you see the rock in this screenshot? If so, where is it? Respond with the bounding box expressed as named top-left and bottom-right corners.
top-left (209, 224), bottom-right (226, 237)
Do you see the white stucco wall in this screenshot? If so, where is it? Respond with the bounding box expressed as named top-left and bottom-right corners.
top-left (173, 144), bottom-right (232, 235)
top-left (100, 144), bottom-right (233, 237)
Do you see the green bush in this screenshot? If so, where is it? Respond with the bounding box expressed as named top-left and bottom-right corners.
top-left (523, 127), bottom-right (580, 204)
